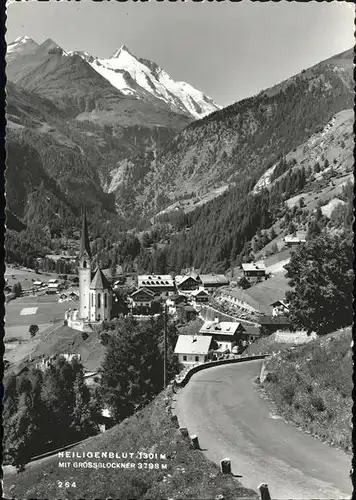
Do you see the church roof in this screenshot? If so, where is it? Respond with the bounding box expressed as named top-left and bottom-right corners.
top-left (90, 267), bottom-right (110, 290)
top-left (79, 207), bottom-right (91, 259)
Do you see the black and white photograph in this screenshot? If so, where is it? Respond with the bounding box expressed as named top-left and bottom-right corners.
top-left (2, 1), bottom-right (354, 498)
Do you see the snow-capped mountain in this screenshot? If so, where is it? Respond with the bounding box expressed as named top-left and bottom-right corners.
top-left (6, 36), bottom-right (39, 61)
top-left (74, 45), bottom-right (221, 119)
top-left (6, 36), bottom-right (221, 120)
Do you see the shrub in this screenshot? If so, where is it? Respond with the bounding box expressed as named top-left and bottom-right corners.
top-left (29, 325), bottom-right (39, 337)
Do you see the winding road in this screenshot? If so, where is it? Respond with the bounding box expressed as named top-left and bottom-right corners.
top-left (174, 360), bottom-right (351, 499)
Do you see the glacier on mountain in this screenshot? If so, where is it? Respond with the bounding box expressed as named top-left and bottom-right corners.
top-left (7, 37), bottom-right (221, 120)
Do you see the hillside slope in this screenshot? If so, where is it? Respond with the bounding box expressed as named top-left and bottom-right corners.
top-left (137, 48), bottom-right (353, 213)
top-left (259, 327), bottom-right (352, 453)
top-left (3, 387), bottom-right (257, 500)
top-left (7, 39), bottom-right (190, 130)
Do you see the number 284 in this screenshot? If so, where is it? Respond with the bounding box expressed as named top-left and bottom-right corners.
top-left (58, 481), bottom-right (77, 488)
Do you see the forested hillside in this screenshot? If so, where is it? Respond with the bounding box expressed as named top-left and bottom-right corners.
top-left (139, 49), bottom-right (353, 214)
top-left (5, 48), bottom-right (353, 273)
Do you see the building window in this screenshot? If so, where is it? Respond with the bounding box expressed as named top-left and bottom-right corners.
top-left (98, 293), bottom-right (101, 308)
top-left (195, 356), bottom-right (199, 362)
top-left (183, 355), bottom-right (187, 361)
top-left (91, 294), bottom-right (93, 307)
top-left (83, 261), bottom-right (87, 269)
top-left (104, 293), bottom-right (107, 308)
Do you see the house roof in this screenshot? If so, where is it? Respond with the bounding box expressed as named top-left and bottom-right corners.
top-left (241, 263), bottom-right (266, 272)
top-left (191, 288), bottom-right (209, 297)
top-left (270, 299), bottom-right (289, 307)
top-left (243, 326), bottom-right (261, 337)
top-left (175, 275), bottom-right (199, 286)
top-left (199, 274), bottom-right (229, 285)
top-left (174, 335), bottom-right (212, 355)
top-left (90, 267), bottom-right (110, 290)
top-left (284, 235), bottom-right (306, 243)
top-left (184, 305), bottom-right (197, 313)
top-left (258, 316), bottom-right (291, 325)
top-left (130, 287), bottom-right (155, 298)
top-left (167, 294), bottom-right (187, 303)
top-left (199, 321), bottom-right (244, 336)
top-left (138, 274), bottom-right (174, 287)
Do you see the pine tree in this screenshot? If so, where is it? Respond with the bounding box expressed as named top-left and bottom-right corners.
top-left (5, 372), bottom-right (44, 470)
top-left (100, 317), bottom-right (179, 422)
top-left (72, 371), bottom-right (99, 439)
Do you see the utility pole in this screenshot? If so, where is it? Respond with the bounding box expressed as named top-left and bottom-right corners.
top-left (163, 303), bottom-right (167, 389)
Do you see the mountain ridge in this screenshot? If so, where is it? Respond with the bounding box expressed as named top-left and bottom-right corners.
top-left (7, 37), bottom-right (220, 121)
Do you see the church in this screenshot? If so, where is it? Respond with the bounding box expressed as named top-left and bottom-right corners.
top-left (65, 209), bottom-right (113, 331)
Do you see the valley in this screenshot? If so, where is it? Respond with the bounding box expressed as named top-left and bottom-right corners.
top-left (3, 22), bottom-right (354, 500)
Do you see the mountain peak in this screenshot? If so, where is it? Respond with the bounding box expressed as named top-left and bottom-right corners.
top-left (14, 35), bottom-right (35, 44)
top-left (111, 44), bottom-right (134, 59)
top-left (40, 38), bottom-right (62, 50)
top-left (7, 35), bottom-right (39, 56)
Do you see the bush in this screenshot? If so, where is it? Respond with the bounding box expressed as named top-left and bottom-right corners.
top-left (12, 282), bottom-right (23, 297)
top-left (29, 325), bottom-right (39, 337)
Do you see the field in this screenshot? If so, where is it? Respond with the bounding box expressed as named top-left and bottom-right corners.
top-left (5, 265), bottom-right (62, 291)
top-left (5, 295), bottom-right (72, 328)
top-left (259, 327), bottom-right (352, 452)
top-left (4, 292), bottom-right (106, 373)
top-left (3, 386), bottom-right (258, 500)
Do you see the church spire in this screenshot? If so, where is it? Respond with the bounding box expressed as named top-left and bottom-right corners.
top-left (79, 206), bottom-right (91, 259)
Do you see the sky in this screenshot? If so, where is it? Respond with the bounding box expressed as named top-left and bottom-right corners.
top-left (6, 1), bottom-right (355, 107)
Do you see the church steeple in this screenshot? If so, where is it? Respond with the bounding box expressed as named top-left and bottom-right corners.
top-left (79, 206), bottom-right (91, 259)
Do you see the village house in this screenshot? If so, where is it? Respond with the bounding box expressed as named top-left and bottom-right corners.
top-left (174, 335), bottom-right (213, 365)
top-left (284, 234), bottom-right (307, 247)
top-left (199, 320), bottom-right (246, 352)
top-left (243, 325), bottom-right (261, 342)
top-left (190, 287), bottom-right (210, 306)
top-left (176, 304), bottom-right (198, 323)
top-left (199, 274), bottom-right (230, 292)
top-left (175, 275), bottom-right (200, 293)
top-left (128, 288), bottom-right (155, 314)
top-left (259, 314), bottom-right (291, 330)
top-left (137, 274), bottom-right (175, 297)
top-left (270, 299), bottom-right (289, 316)
top-left (166, 294), bottom-right (187, 317)
top-left (46, 282), bottom-right (62, 294)
top-left (241, 263), bottom-right (267, 282)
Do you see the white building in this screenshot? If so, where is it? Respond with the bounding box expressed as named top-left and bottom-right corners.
top-left (174, 335), bottom-right (213, 365)
top-left (199, 320), bottom-right (245, 352)
top-left (137, 274), bottom-right (175, 296)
